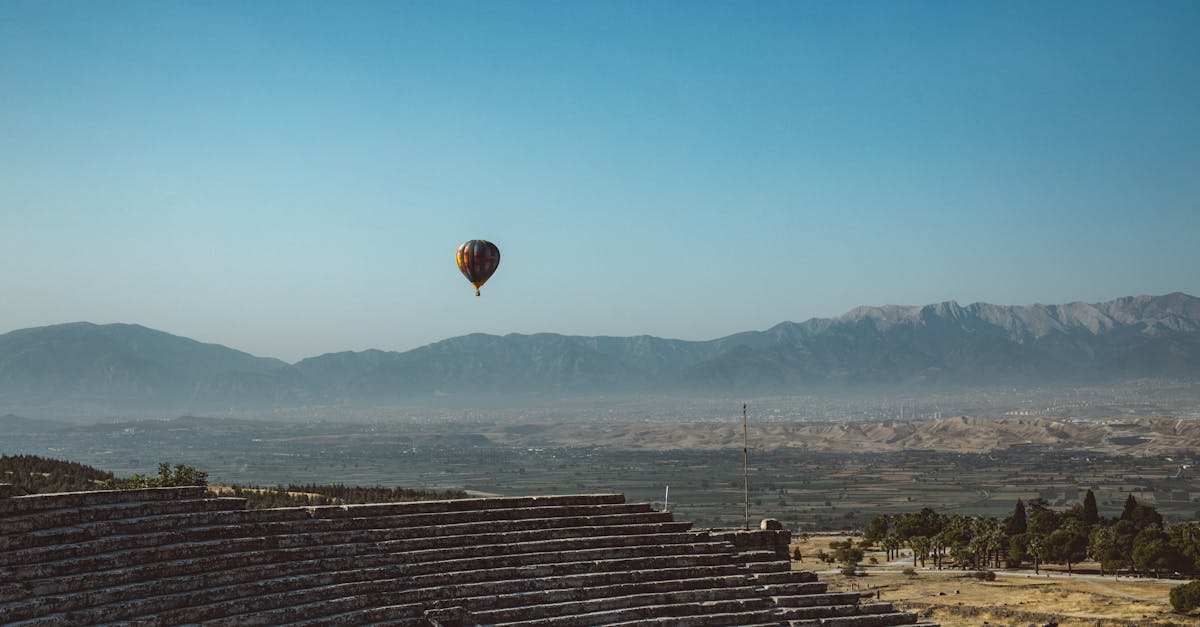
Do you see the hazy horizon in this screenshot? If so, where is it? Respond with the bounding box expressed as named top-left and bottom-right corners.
top-left (3, 1), bottom-right (1198, 361)
top-left (1, 290), bottom-right (1196, 363)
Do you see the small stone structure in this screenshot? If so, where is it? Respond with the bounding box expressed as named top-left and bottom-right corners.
top-left (0, 483), bottom-right (936, 625)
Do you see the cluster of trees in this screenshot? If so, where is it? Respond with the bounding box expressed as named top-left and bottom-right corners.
top-left (0, 454), bottom-right (113, 494)
top-left (100, 463), bottom-right (209, 490)
top-left (221, 483), bottom-right (468, 509)
top-left (865, 490), bottom-right (1200, 578)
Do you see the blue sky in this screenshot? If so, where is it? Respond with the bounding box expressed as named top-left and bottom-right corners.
top-left (2, 1), bottom-right (1197, 361)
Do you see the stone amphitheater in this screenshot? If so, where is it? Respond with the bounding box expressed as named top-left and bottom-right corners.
top-left (0, 484), bottom-right (936, 626)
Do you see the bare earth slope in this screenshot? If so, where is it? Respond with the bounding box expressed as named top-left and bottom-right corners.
top-left (485, 416), bottom-right (1200, 455)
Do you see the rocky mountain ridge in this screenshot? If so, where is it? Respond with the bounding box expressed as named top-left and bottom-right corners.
top-left (0, 293), bottom-right (1197, 413)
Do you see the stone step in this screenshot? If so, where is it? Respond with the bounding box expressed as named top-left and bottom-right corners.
top-left (303, 493), bottom-right (626, 519)
top-left (162, 559), bottom-right (748, 619)
top-left (407, 558), bottom-right (744, 591)
top-left (146, 580), bottom-right (415, 627)
top-left (760, 582), bottom-right (837, 598)
top-left (771, 592), bottom-right (865, 608)
top-left (453, 576), bottom-right (758, 619)
top-left (13, 534), bottom-right (728, 604)
top-left (781, 601), bottom-right (897, 620)
top-left (753, 570), bottom-right (819, 584)
top-left (605, 614), bottom-right (787, 627)
top-left (276, 598), bottom-right (429, 626)
top-left (6, 522), bottom-right (701, 580)
top-left (397, 531), bottom-right (706, 565)
top-left (402, 542), bottom-right (735, 578)
top-left (787, 611), bottom-right (918, 627)
top-left (491, 597), bottom-right (777, 626)
top-left (743, 559), bottom-right (793, 573)
top-left (0, 505), bottom-right (306, 551)
top-left (3, 516), bottom-right (691, 568)
top-left (14, 565), bottom-right (409, 625)
top-left (8, 535), bottom-right (729, 608)
top-left (2, 503), bottom-right (675, 554)
top-left (0, 487), bottom-right (209, 516)
top-left (475, 585), bottom-right (772, 624)
top-left (286, 574), bottom-right (761, 625)
top-left (737, 550), bottom-right (785, 562)
top-left (0, 497), bottom-right (248, 536)
top-left (295, 566), bottom-right (753, 626)
top-left (0, 555), bottom-right (411, 623)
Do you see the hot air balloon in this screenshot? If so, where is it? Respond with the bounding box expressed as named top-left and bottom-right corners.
top-left (456, 239), bottom-right (500, 296)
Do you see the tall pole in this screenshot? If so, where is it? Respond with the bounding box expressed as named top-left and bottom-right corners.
top-left (743, 402), bottom-right (749, 531)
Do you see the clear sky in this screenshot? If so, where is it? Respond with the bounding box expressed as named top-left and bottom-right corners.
top-left (2, 1), bottom-right (1198, 362)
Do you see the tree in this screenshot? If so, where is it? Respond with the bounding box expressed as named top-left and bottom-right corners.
top-left (1044, 519), bottom-right (1088, 574)
top-left (865, 515), bottom-right (890, 543)
top-left (1132, 526), bottom-right (1171, 577)
top-left (910, 535), bottom-right (931, 568)
top-left (1170, 581), bottom-right (1200, 612)
top-left (881, 535), bottom-right (901, 562)
top-left (1168, 523), bottom-right (1200, 573)
top-left (894, 508), bottom-right (942, 541)
top-left (828, 540), bottom-right (864, 564)
top-left (1121, 494), bottom-right (1164, 530)
top-left (1113, 519), bottom-right (1139, 573)
top-left (1028, 535), bottom-right (1045, 575)
top-left (1008, 532), bottom-right (1031, 569)
top-left (984, 519), bottom-right (1007, 569)
top-left (1027, 498), bottom-right (1061, 537)
top-left (1006, 499), bottom-right (1028, 536)
top-left (1088, 525), bottom-right (1123, 576)
top-left (1121, 494), bottom-right (1139, 521)
top-left (99, 462), bottom-right (208, 490)
top-left (1083, 489), bottom-right (1099, 526)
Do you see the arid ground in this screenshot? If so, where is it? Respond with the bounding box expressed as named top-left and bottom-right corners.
top-left (791, 534), bottom-right (1195, 627)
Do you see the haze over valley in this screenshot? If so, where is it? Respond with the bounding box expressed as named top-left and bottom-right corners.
top-left (4, 292), bottom-right (1199, 531)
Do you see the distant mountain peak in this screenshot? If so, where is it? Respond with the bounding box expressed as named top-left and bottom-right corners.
top-left (1, 292), bottom-right (1196, 413)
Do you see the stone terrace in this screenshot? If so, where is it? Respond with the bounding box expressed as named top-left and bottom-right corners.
top-left (0, 485), bottom-right (936, 626)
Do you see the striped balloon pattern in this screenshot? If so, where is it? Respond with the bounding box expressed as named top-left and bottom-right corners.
top-left (456, 240), bottom-right (501, 296)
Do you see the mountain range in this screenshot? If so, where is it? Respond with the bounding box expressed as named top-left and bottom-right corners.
top-left (1, 293), bottom-right (1197, 414)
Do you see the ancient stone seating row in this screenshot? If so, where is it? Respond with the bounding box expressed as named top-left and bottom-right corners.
top-left (748, 568), bottom-right (928, 627)
top-left (3, 505), bottom-right (686, 574)
top-left (0, 486), bottom-right (936, 626)
top-left (3, 491), bottom-right (757, 625)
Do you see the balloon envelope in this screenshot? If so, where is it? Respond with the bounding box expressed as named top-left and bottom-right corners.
top-left (456, 240), bottom-right (500, 296)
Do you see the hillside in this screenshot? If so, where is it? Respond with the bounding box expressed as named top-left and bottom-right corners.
top-left (0, 454), bottom-right (113, 494)
top-left (481, 415), bottom-right (1200, 455)
top-left (0, 323), bottom-right (288, 411)
top-left (0, 293), bottom-right (1197, 413)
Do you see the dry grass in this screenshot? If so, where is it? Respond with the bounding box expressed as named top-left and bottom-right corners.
top-left (784, 535), bottom-right (1195, 625)
top-left (820, 566), bottom-right (1194, 627)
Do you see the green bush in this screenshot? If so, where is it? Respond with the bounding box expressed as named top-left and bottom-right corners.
top-left (902, 567), bottom-right (916, 576)
top-left (1170, 580), bottom-right (1200, 612)
top-left (971, 570), bottom-right (996, 581)
top-left (100, 463), bottom-right (207, 490)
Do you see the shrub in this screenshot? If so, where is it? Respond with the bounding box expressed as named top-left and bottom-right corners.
top-left (100, 463), bottom-right (207, 490)
top-left (971, 570), bottom-right (997, 581)
top-left (902, 567), bottom-right (916, 576)
top-left (1170, 580), bottom-right (1200, 612)
top-left (841, 565), bottom-right (858, 577)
